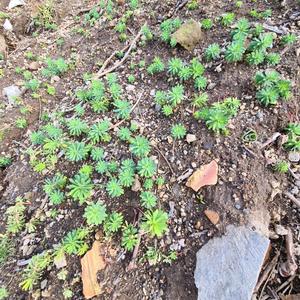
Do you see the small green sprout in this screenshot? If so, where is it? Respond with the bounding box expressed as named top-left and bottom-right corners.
top-left (106, 178), bottom-right (124, 197)
top-left (171, 123), bottom-right (187, 140)
top-left (201, 18), bottom-right (213, 30)
top-left (281, 33), bottom-right (297, 45)
top-left (142, 209), bottom-right (168, 238)
top-left (137, 157), bottom-right (156, 178)
top-left (140, 191), bottom-right (157, 209)
top-left (220, 13), bottom-right (235, 27)
top-left (147, 57), bottom-right (165, 75)
top-left (274, 161), bottom-right (289, 173)
top-left (205, 43), bottom-right (221, 61)
top-left (121, 223), bottom-right (138, 251)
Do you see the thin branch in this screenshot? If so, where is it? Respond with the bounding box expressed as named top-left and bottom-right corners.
top-left (254, 252), bottom-right (279, 293)
top-left (95, 22), bottom-right (146, 78)
top-left (279, 227), bottom-right (298, 277)
top-left (153, 145), bottom-right (175, 175)
top-left (260, 132), bottom-right (281, 149)
top-left (284, 191), bottom-right (300, 209)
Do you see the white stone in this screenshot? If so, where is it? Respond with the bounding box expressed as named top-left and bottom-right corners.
top-left (3, 85), bottom-right (22, 104)
top-left (3, 19), bottom-right (13, 31)
top-left (8, 0), bottom-right (25, 9)
top-left (194, 225), bottom-right (270, 300)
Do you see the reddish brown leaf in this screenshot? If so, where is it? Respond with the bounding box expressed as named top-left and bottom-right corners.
top-left (204, 210), bottom-right (220, 225)
top-left (81, 241), bottom-right (106, 299)
top-left (186, 160), bottom-right (218, 192)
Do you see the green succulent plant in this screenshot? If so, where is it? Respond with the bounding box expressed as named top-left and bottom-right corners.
top-left (62, 228), bottom-right (89, 255)
top-left (201, 18), bottom-right (213, 30)
top-left (121, 223), bottom-right (138, 251)
top-left (42, 57), bottom-right (68, 77)
top-left (265, 53), bottom-right (281, 65)
top-left (113, 99), bottom-right (132, 119)
top-left (220, 12), bottom-right (235, 27)
top-left (68, 173), bottom-right (94, 203)
top-left (225, 41), bottom-right (246, 62)
top-left (281, 33), bottom-right (297, 45)
top-left (194, 76), bottom-right (207, 91)
top-left (118, 127), bottom-right (132, 141)
top-left (67, 118), bottom-right (88, 136)
top-left (88, 120), bottom-right (111, 143)
top-left (137, 157), bottom-right (156, 178)
top-left (141, 209), bottom-right (168, 238)
top-left (147, 57), bottom-right (165, 75)
top-left (106, 178), bottom-right (124, 197)
top-left (140, 191), bottom-right (157, 209)
top-left (65, 141), bottom-right (89, 162)
top-left (274, 160), bottom-right (289, 173)
top-left (130, 136), bottom-right (151, 157)
top-left (104, 212), bottom-right (124, 235)
top-left (84, 201), bottom-right (107, 226)
top-left (119, 169), bottom-right (135, 187)
top-left (168, 58), bottom-right (184, 76)
top-left (90, 146), bottom-right (104, 161)
top-left (205, 43), bottom-right (221, 61)
top-left (171, 123), bottom-right (187, 139)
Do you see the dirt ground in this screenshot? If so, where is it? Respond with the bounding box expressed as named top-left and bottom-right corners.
top-left (0, 0), bottom-right (300, 299)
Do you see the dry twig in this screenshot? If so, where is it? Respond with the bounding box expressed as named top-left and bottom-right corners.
top-left (254, 252), bottom-right (280, 293)
top-left (260, 132), bottom-right (281, 149)
top-left (153, 145), bottom-right (175, 175)
top-left (284, 192), bottom-right (300, 209)
top-left (279, 227), bottom-right (298, 277)
top-left (95, 22), bottom-right (146, 78)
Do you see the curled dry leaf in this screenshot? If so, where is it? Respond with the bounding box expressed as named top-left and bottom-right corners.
top-left (186, 160), bottom-right (218, 192)
top-left (81, 241), bottom-right (107, 299)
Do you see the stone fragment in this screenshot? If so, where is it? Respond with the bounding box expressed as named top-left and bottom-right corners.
top-left (8, 0), bottom-right (26, 9)
top-left (3, 85), bottom-right (22, 104)
top-left (81, 241), bottom-right (106, 299)
top-left (186, 160), bottom-right (218, 192)
top-left (195, 225), bottom-right (270, 300)
top-left (186, 134), bottom-right (196, 143)
top-left (28, 61), bottom-right (40, 70)
top-left (172, 19), bottom-right (202, 51)
top-left (0, 35), bottom-right (7, 56)
top-left (275, 224), bottom-right (288, 236)
top-left (3, 19), bottom-right (13, 31)
top-left (288, 152), bottom-right (300, 163)
top-left (54, 251), bottom-right (67, 269)
top-left (204, 210), bottom-right (219, 225)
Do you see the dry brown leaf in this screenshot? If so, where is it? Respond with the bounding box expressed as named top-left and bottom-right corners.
top-left (81, 241), bottom-right (106, 299)
top-left (186, 160), bottom-right (218, 192)
top-left (204, 210), bottom-right (220, 225)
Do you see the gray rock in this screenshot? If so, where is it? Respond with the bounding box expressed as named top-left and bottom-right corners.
top-left (194, 225), bottom-right (269, 300)
top-left (3, 85), bottom-right (22, 104)
top-left (288, 152), bottom-right (300, 163)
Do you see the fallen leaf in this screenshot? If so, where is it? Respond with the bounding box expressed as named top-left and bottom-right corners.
top-left (172, 19), bottom-right (202, 51)
top-left (204, 210), bottom-right (220, 225)
top-left (186, 160), bottom-right (218, 191)
top-left (81, 241), bottom-right (106, 299)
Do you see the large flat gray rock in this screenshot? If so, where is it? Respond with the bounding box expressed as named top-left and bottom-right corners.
top-left (194, 225), bottom-right (269, 300)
